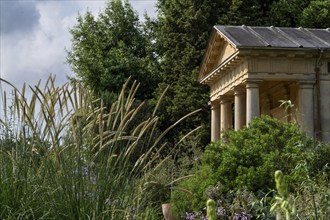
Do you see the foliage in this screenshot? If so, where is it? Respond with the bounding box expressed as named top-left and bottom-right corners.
top-left (142, 157), bottom-right (193, 204)
top-left (151, 0), bottom-right (232, 148)
top-left (66, 0), bottom-right (161, 102)
top-left (270, 171), bottom-right (296, 220)
top-left (204, 116), bottom-right (312, 191)
top-left (219, 0), bottom-right (276, 26)
top-left (142, 128), bottom-right (204, 206)
top-left (172, 116), bottom-right (330, 219)
top-left (218, 0), bottom-right (329, 28)
top-left (289, 159), bottom-right (330, 219)
top-left (268, 0), bottom-right (330, 28)
top-left (0, 76), bottom-right (197, 219)
top-left (183, 187), bottom-right (257, 220)
top-left (172, 116), bottom-right (314, 215)
top-left (268, 0), bottom-right (311, 27)
top-left (206, 199), bottom-right (217, 220)
top-left (172, 164), bottom-right (215, 214)
top-left (299, 0), bottom-right (330, 28)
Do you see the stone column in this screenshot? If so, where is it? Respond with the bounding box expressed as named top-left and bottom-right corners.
top-left (220, 96), bottom-right (233, 132)
top-left (299, 82), bottom-right (314, 137)
top-left (234, 86), bottom-right (246, 130)
top-left (210, 100), bottom-right (220, 141)
top-left (246, 81), bottom-right (260, 125)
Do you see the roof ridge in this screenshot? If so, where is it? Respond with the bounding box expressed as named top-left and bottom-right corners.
top-left (270, 26), bottom-right (303, 47)
top-left (242, 25), bottom-right (271, 47)
top-left (213, 25), bottom-right (330, 49)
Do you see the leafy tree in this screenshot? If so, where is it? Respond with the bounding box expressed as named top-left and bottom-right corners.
top-left (67, 0), bottom-right (160, 101)
top-left (269, 0), bottom-right (311, 27)
top-left (299, 0), bottom-right (330, 28)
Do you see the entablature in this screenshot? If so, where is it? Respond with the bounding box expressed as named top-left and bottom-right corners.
top-left (209, 60), bottom-right (248, 101)
top-left (200, 51), bottom-right (243, 85)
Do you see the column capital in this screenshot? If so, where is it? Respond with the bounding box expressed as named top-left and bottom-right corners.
top-left (209, 100), bottom-right (220, 109)
top-left (245, 80), bottom-right (261, 88)
top-left (219, 95), bottom-right (233, 104)
top-left (233, 85), bottom-right (246, 95)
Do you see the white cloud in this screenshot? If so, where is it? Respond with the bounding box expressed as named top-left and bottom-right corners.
top-left (1, 1), bottom-right (73, 89)
top-left (0, 0), bottom-right (156, 91)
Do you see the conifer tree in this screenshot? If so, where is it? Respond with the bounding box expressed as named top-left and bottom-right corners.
top-left (268, 0), bottom-right (311, 27)
top-left (153, 0), bottom-right (230, 147)
top-left (219, 0), bottom-right (276, 26)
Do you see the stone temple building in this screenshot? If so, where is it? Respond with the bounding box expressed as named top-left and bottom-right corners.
top-left (198, 25), bottom-right (330, 142)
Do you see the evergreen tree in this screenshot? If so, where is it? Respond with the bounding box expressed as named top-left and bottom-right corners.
top-left (219, 0), bottom-right (276, 26)
top-left (153, 0), bottom-right (230, 147)
top-left (269, 0), bottom-right (311, 27)
top-left (218, 0), bottom-right (329, 28)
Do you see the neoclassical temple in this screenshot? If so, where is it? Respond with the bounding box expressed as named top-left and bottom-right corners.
top-left (198, 25), bottom-right (330, 142)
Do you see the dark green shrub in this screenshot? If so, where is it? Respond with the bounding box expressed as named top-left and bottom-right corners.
top-left (309, 142), bottom-right (330, 179)
top-left (172, 116), bottom-right (314, 214)
top-left (172, 164), bottom-right (215, 215)
top-left (206, 116), bottom-right (313, 190)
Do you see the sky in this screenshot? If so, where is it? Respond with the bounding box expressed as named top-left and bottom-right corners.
top-left (0, 0), bottom-right (157, 91)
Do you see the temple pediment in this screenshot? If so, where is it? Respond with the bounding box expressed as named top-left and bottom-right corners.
top-left (198, 28), bottom-right (239, 83)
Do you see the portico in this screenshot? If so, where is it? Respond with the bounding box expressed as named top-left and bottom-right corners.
top-left (199, 25), bottom-right (330, 142)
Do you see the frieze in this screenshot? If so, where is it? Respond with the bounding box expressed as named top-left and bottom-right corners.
top-left (210, 60), bottom-right (248, 101)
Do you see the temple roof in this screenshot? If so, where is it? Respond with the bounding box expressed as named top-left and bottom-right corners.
top-left (214, 25), bottom-right (330, 48)
top-left (199, 25), bottom-right (330, 83)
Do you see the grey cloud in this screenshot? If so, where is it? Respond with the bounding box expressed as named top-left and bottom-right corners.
top-left (0, 1), bottom-right (40, 34)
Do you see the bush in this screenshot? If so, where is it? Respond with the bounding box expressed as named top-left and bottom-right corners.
top-left (172, 116), bottom-right (315, 215)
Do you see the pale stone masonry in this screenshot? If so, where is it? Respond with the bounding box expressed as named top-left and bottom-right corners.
top-left (199, 25), bottom-right (330, 142)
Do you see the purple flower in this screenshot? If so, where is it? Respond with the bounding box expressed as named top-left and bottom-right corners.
top-left (216, 207), bottom-right (227, 216)
top-left (130, 206), bottom-right (135, 214)
top-left (233, 213), bottom-right (241, 220)
top-left (185, 212), bottom-right (197, 220)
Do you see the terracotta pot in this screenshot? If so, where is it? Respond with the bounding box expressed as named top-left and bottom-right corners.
top-left (162, 203), bottom-right (176, 220)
